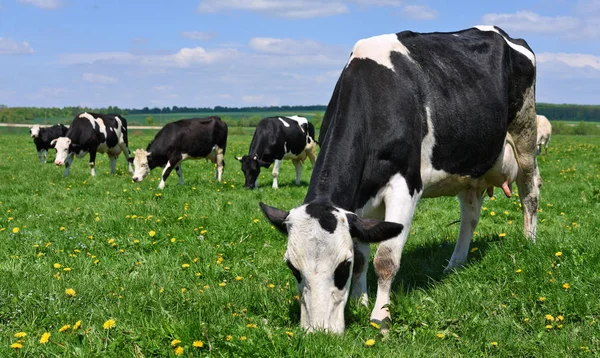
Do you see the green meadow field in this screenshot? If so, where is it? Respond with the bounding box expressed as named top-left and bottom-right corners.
top-left (1, 128), bottom-right (599, 357)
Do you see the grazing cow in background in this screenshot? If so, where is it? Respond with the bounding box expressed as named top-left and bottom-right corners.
top-left (132, 116), bottom-right (227, 189)
top-left (52, 112), bottom-right (133, 176)
top-left (536, 114), bottom-right (552, 155)
top-left (237, 115), bottom-right (317, 189)
top-left (30, 124), bottom-right (68, 163)
top-left (260, 26), bottom-right (540, 334)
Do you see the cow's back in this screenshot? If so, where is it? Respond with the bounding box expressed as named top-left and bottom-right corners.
top-left (149, 116), bottom-right (225, 158)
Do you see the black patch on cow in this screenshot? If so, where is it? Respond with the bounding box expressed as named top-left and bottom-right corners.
top-left (287, 260), bottom-right (302, 283)
top-left (32, 124), bottom-right (68, 151)
top-left (305, 203), bottom-right (338, 233)
top-left (334, 260), bottom-right (352, 290)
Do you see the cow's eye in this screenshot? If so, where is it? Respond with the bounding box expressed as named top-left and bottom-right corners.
top-left (286, 260), bottom-right (302, 283)
top-left (333, 260), bottom-right (352, 290)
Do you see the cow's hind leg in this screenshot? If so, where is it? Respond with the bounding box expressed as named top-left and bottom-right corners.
top-left (89, 149), bottom-right (98, 177)
top-left (445, 189), bottom-right (484, 273)
top-left (109, 156), bottom-right (117, 175)
top-left (272, 159), bottom-right (282, 189)
top-left (216, 147), bottom-right (224, 182)
top-left (292, 159), bottom-right (302, 185)
top-left (176, 165), bottom-right (184, 185)
top-left (510, 88), bottom-right (539, 241)
top-left (64, 154), bottom-right (73, 177)
top-left (371, 175), bottom-right (421, 332)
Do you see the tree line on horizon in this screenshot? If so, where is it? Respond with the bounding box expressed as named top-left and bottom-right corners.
top-left (0, 103), bottom-right (598, 123)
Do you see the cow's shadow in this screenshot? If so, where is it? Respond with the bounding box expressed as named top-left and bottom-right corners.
top-left (287, 234), bottom-right (501, 325)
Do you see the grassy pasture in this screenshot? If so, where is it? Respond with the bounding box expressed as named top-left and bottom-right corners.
top-left (1, 129), bottom-right (600, 357)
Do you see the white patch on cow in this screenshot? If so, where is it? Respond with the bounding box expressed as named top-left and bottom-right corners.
top-left (473, 25), bottom-right (535, 64)
top-left (272, 159), bottom-right (282, 189)
top-left (347, 33), bottom-right (412, 71)
top-left (284, 205), bottom-right (354, 334)
top-left (278, 117), bottom-right (291, 127)
top-left (95, 117), bottom-right (108, 139)
top-left (78, 112), bottom-right (97, 128)
top-left (30, 125), bottom-right (41, 138)
top-left (287, 115), bottom-right (308, 127)
top-left (53, 137), bottom-right (71, 165)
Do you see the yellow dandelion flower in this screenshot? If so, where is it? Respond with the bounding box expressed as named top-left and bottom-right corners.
top-left (491, 341), bottom-right (498, 347)
top-left (159, 287), bottom-right (165, 293)
top-left (253, 219), bottom-right (259, 223)
top-left (226, 335), bottom-right (233, 341)
top-left (504, 211), bottom-right (509, 215)
top-left (436, 333), bottom-right (445, 339)
top-left (58, 324), bottom-right (71, 332)
top-left (268, 284), bottom-right (275, 288)
top-left (193, 340), bottom-right (204, 348)
top-left (286, 331), bottom-right (294, 337)
top-left (39, 332), bottom-right (51, 344)
top-left (499, 233), bottom-right (507, 237)
top-left (562, 283), bottom-right (570, 289)
top-left (65, 288), bottom-right (76, 297)
top-left (235, 276), bottom-right (243, 281)
top-left (555, 251), bottom-right (562, 257)
top-left (181, 288), bottom-right (188, 293)
top-left (12, 227), bottom-right (19, 233)
top-left (246, 323), bottom-right (257, 328)
top-left (14, 332), bottom-right (27, 338)
top-left (149, 230), bottom-right (156, 237)
top-left (60, 226), bottom-right (66, 231)
top-left (539, 296), bottom-right (546, 302)
top-left (171, 238), bottom-right (176, 243)
top-left (103, 319), bottom-right (115, 330)
top-left (490, 211), bottom-right (496, 216)
top-left (545, 324), bottom-right (553, 330)
top-left (63, 267), bottom-right (71, 272)
top-left (470, 247), bottom-right (478, 253)
top-left (73, 321), bottom-right (81, 330)
top-left (524, 318), bottom-right (530, 322)
top-left (182, 263), bottom-right (190, 269)
top-left (174, 346), bottom-right (184, 356)
top-left (556, 315), bottom-right (564, 322)
top-left (370, 322), bottom-right (380, 329)
top-left (545, 314), bottom-right (555, 321)
top-left (200, 230), bottom-right (207, 235)
top-left (219, 282), bottom-right (226, 287)
top-left (515, 269), bottom-right (522, 273)
top-left (365, 339), bottom-right (376, 347)
top-left (10, 343), bottom-right (23, 349)
top-left (171, 339), bottom-right (181, 347)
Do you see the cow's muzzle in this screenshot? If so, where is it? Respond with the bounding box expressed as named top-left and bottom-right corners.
top-left (54, 160), bottom-right (64, 166)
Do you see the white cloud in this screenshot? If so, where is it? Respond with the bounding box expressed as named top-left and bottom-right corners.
top-left (402, 4), bottom-right (438, 20)
top-left (198, 0), bottom-right (406, 18)
top-left (242, 94), bottom-right (265, 103)
top-left (249, 37), bottom-right (331, 55)
top-left (0, 37), bottom-right (34, 55)
top-left (537, 52), bottom-right (600, 71)
top-left (18, 0), bottom-right (64, 10)
top-left (59, 52), bottom-right (136, 65)
top-left (182, 31), bottom-right (217, 41)
top-left (152, 85), bottom-right (174, 92)
top-left (82, 73), bottom-right (119, 85)
top-left (481, 11), bottom-right (579, 34)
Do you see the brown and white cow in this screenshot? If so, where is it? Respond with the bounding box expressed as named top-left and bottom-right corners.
top-left (260, 26), bottom-right (540, 334)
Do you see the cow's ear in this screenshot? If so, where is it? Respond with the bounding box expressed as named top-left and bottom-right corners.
top-left (235, 156), bottom-right (243, 162)
top-left (259, 202), bottom-right (289, 234)
top-left (258, 159), bottom-right (270, 168)
top-left (50, 139), bottom-right (58, 146)
top-left (346, 214), bottom-right (403, 243)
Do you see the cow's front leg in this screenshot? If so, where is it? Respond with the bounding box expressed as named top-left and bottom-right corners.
top-left (292, 159), bottom-right (302, 185)
top-left (371, 175), bottom-right (421, 332)
top-left (216, 147), bottom-right (224, 182)
top-left (120, 142), bottom-right (134, 174)
top-left (445, 189), bottom-right (484, 273)
top-left (175, 165), bottom-right (184, 185)
top-left (272, 159), bottom-right (282, 189)
top-left (350, 241), bottom-right (370, 307)
top-left (109, 156), bottom-right (117, 174)
top-left (64, 154), bottom-right (73, 177)
top-left (43, 150), bottom-right (48, 164)
top-left (159, 154), bottom-right (181, 190)
top-left (89, 149), bottom-right (98, 176)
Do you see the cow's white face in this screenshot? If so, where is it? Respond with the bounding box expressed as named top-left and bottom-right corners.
top-left (30, 125), bottom-right (40, 138)
top-left (260, 202), bottom-right (403, 335)
top-left (52, 137), bottom-right (71, 165)
top-left (132, 149), bottom-right (151, 182)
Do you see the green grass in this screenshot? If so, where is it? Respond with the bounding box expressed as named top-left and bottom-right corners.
top-left (1, 131), bottom-right (600, 357)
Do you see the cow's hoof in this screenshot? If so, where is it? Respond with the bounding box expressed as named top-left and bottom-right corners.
top-left (443, 262), bottom-right (464, 274)
top-left (370, 318), bottom-right (391, 335)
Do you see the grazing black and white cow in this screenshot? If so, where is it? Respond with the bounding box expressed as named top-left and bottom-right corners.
top-left (236, 115), bottom-right (317, 189)
top-left (52, 112), bottom-right (133, 176)
top-left (260, 26), bottom-right (540, 334)
top-left (132, 116), bottom-right (227, 189)
top-left (30, 124), bottom-right (68, 163)
top-left (536, 114), bottom-right (552, 155)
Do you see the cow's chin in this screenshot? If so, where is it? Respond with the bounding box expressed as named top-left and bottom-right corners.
top-left (300, 301), bottom-right (346, 335)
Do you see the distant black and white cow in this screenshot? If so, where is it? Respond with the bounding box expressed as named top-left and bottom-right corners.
top-left (131, 116), bottom-right (228, 189)
top-left (260, 26), bottom-right (540, 334)
top-left (30, 124), bottom-right (68, 163)
top-left (52, 112), bottom-right (133, 176)
top-left (237, 115), bottom-right (317, 189)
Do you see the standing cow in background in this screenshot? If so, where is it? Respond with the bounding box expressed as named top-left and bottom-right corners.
top-left (30, 124), bottom-right (68, 163)
top-left (260, 26), bottom-right (540, 334)
top-left (52, 112), bottom-right (133, 176)
top-left (132, 116), bottom-right (227, 189)
top-left (237, 115), bottom-right (317, 189)
top-left (536, 114), bottom-right (552, 155)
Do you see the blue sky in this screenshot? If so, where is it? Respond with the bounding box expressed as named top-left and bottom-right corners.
top-left (0, 0), bottom-right (599, 108)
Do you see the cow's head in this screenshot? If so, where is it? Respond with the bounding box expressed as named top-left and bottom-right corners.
top-left (132, 149), bottom-right (152, 182)
top-left (236, 155), bottom-right (269, 188)
top-left (52, 137), bottom-right (71, 165)
top-left (259, 202), bottom-right (403, 334)
top-left (30, 125), bottom-right (40, 138)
